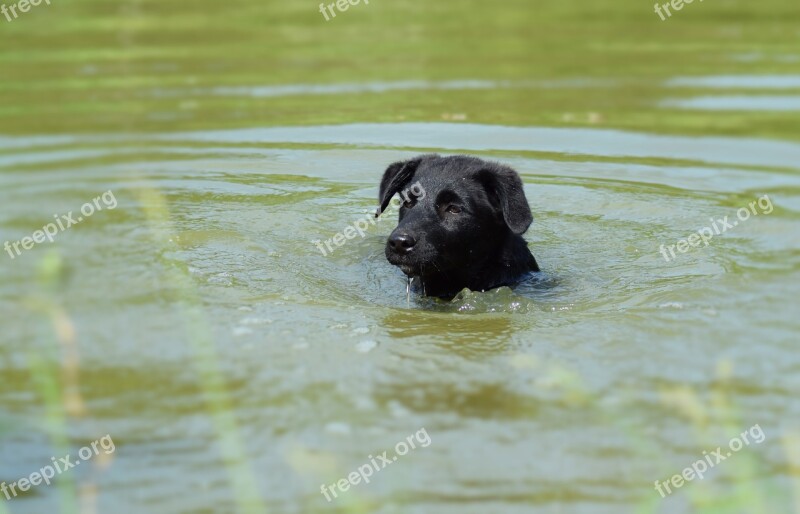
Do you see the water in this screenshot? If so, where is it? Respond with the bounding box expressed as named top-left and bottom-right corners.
top-left (2, 121), bottom-right (798, 513)
top-left (1, 0), bottom-right (800, 513)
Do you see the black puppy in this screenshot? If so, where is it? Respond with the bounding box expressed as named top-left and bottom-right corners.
top-left (377, 154), bottom-right (539, 298)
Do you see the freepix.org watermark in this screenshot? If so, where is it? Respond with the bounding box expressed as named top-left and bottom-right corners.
top-left (1, 0), bottom-right (51, 23)
top-left (320, 428), bottom-right (431, 502)
top-left (318, 0), bottom-right (369, 21)
top-left (2, 435), bottom-right (115, 501)
top-left (313, 182), bottom-right (425, 257)
top-left (653, 0), bottom-right (703, 21)
top-left (659, 195), bottom-right (773, 262)
top-left (654, 424), bottom-right (765, 498)
top-left (4, 190), bottom-right (117, 260)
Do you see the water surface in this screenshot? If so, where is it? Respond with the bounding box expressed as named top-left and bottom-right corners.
top-left (1, 0), bottom-right (799, 513)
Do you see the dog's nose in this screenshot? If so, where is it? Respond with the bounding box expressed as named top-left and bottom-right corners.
top-left (388, 233), bottom-right (416, 254)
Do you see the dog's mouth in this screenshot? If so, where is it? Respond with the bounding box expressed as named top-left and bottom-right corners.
top-left (386, 253), bottom-right (422, 277)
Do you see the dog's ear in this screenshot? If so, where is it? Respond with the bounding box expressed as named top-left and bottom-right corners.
top-left (477, 166), bottom-right (533, 234)
top-left (377, 157), bottom-right (425, 216)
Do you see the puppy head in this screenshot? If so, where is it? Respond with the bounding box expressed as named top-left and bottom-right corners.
top-left (378, 154), bottom-right (533, 280)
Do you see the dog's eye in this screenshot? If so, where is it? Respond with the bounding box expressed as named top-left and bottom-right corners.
top-left (445, 205), bottom-right (462, 214)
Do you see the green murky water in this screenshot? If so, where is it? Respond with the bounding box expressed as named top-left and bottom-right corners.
top-left (1, 0), bottom-right (799, 513)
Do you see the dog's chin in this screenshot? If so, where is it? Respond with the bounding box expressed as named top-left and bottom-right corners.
top-left (388, 258), bottom-right (417, 276)
top-left (386, 254), bottom-right (421, 278)
top-left (397, 263), bottom-right (418, 277)
top-left (386, 251), bottom-right (420, 277)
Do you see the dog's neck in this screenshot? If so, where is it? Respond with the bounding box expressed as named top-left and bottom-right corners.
top-left (414, 234), bottom-right (538, 298)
